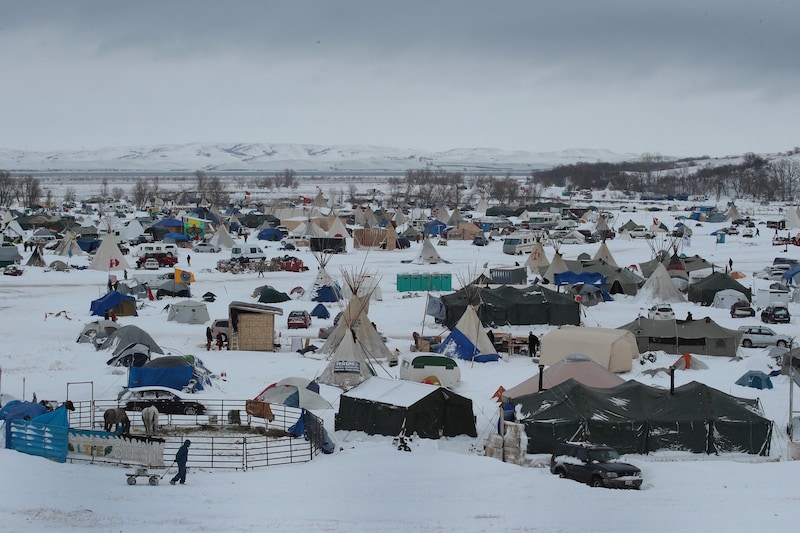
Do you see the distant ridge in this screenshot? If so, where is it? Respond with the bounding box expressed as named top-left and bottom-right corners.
top-left (0, 142), bottom-right (640, 173)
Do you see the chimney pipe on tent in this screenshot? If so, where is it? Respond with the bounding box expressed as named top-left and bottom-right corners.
top-left (669, 366), bottom-right (676, 395)
top-left (538, 364), bottom-right (545, 392)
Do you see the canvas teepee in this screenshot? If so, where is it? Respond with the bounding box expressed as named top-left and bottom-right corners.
top-left (306, 251), bottom-right (342, 302)
top-left (413, 236), bottom-right (444, 264)
top-left (592, 241), bottom-right (618, 268)
top-left (55, 233), bottom-right (84, 258)
top-left (542, 250), bottom-right (569, 285)
top-left (89, 231), bottom-right (130, 272)
top-left (318, 270), bottom-right (393, 361)
top-left (525, 239), bottom-right (550, 275)
top-left (636, 263), bottom-right (686, 303)
top-left (436, 304), bottom-right (499, 363)
top-left (207, 223), bottom-right (236, 249)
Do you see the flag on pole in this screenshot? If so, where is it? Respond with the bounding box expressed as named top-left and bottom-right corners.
top-left (175, 268), bottom-right (196, 283)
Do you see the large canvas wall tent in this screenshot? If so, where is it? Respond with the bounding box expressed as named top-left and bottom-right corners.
top-left (511, 378), bottom-right (772, 456)
top-left (618, 316), bottom-right (742, 357)
top-left (539, 326), bottom-right (640, 373)
top-left (166, 300), bottom-right (210, 324)
top-left (335, 377), bottom-right (477, 439)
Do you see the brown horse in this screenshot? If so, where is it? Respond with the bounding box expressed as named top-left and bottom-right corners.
top-left (103, 408), bottom-right (130, 433)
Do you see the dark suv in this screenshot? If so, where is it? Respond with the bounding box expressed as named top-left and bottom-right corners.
top-left (761, 304), bottom-right (790, 324)
top-left (550, 442), bottom-right (642, 489)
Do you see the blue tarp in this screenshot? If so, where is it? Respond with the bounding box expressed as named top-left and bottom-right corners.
top-left (554, 271), bottom-right (606, 287)
top-left (164, 232), bottom-right (189, 242)
top-left (735, 370), bottom-right (773, 390)
top-left (7, 405), bottom-right (70, 462)
top-left (128, 365), bottom-right (195, 391)
top-left (424, 219), bottom-right (447, 236)
top-left (90, 291), bottom-right (136, 316)
top-left (257, 228), bottom-right (283, 241)
top-left (310, 303), bottom-right (331, 319)
top-left (436, 328), bottom-right (499, 363)
top-left (309, 283), bottom-right (342, 302)
top-left (153, 218), bottom-right (183, 228)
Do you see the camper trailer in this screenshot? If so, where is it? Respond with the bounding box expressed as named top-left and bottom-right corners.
top-left (503, 231), bottom-right (539, 255)
top-left (399, 354), bottom-right (461, 389)
top-left (231, 245), bottom-right (266, 261)
top-left (134, 243), bottom-right (179, 257)
top-left (526, 212), bottom-right (562, 230)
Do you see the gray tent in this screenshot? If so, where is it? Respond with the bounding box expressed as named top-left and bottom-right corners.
top-left (98, 325), bottom-right (164, 355)
top-left (618, 316), bottom-right (742, 356)
top-left (167, 300), bottom-right (210, 324)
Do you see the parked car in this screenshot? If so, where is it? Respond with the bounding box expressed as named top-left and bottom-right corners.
top-left (629, 226), bottom-right (654, 239)
top-left (722, 226), bottom-right (739, 235)
top-left (287, 310), bottom-right (312, 329)
top-left (210, 318), bottom-right (229, 344)
top-left (142, 258), bottom-right (160, 270)
top-left (192, 242), bottom-right (221, 253)
top-left (318, 312), bottom-right (342, 339)
top-left (648, 303), bottom-right (675, 320)
top-left (118, 386), bottom-right (207, 415)
top-left (550, 442), bottom-right (642, 489)
top-left (136, 253), bottom-right (179, 269)
top-left (761, 304), bottom-right (791, 324)
top-left (730, 300), bottom-right (756, 318)
top-left (472, 235), bottom-right (489, 246)
top-left (738, 326), bottom-right (791, 348)
top-left (741, 227), bottom-right (755, 238)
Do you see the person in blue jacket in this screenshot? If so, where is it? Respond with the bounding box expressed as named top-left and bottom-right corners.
top-left (170, 440), bottom-right (191, 485)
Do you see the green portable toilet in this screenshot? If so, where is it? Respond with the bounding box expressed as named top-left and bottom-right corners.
top-left (441, 273), bottom-right (452, 291)
top-left (410, 273), bottom-right (422, 291)
top-left (429, 273), bottom-right (441, 291)
top-left (397, 273), bottom-right (412, 292)
top-left (419, 273), bottom-right (431, 291)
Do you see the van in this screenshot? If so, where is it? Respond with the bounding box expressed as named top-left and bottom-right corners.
top-left (231, 245), bottom-right (266, 261)
top-left (134, 243), bottom-right (179, 258)
top-left (502, 231), bottom-right (539, 255)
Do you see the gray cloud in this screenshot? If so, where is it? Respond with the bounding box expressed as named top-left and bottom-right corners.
top-left (1, 1), bottom-right (798, 156)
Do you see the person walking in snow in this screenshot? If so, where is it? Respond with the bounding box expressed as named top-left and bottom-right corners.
top-left (206, 326), bottom-right (213, 351)
top-left (170, 440), bottom-right (191, 485)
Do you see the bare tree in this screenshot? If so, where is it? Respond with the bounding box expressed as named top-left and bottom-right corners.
top-left (206, 175), bottom-right (229, 206)
top-left (131, 180), bottom-right (149, 209)
top-left (112, 187), bottom-right (125, 201)
top-left (0, 170), bottom-right (15, 207)
top-left (63, 186), bottom-right (77, 206)
top-left (18, 175), bottom-right (42, 208)
top-left (195, 170), bottom-right (207, 200)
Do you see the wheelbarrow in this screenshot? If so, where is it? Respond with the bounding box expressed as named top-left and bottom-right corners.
top-left (126, 466), bottom-right (161, 486)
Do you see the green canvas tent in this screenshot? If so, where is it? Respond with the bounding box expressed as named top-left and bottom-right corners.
top-left (687, 272), bottom-right (751, 306)
top-left (440, 284), bottom-right (580, 328)
top-left (512, 378), bottom-right (771, 455)
top-left (617, 316), bottom-right (742, 356)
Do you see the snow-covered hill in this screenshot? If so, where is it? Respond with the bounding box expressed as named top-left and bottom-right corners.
top-left (0, 142), bottom-right (640, 173)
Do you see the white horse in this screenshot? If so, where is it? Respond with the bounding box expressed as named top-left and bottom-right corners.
top-left (141, 405), bottom-right (159, 436)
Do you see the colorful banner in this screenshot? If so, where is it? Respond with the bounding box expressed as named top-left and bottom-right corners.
top-left (184, 218), bottom-right (206, 240)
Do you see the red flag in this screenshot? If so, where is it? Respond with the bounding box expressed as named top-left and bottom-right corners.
top-left (109, 258), bottom-right (120, 268)
top-left (147, 286), bottom-right (155, 301)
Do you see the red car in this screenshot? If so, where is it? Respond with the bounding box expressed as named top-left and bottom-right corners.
top-left (287, 310), bottom-right (312, 329)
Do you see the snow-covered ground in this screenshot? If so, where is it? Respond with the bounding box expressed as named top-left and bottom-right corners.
top-left (2, 195), bottom-right (800, 532)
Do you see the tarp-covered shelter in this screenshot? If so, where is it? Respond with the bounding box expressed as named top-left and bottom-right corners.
top-left (511, 379), bottom-right (772, 455)
top-left (440, 284), bottom-right (580, 328)
top-left (618, 316), bottom-right (742, 356)
top-left (257, 286), bottom-right (291, 303)
top-left (0, 245), bottom-right (23, 266)
top-left (335, 377), bottom-right (477, 439)
top-left (156, 280), bottom-right (191, 298)
top-left (539, 326), bottom-right (640, 373)
top-left (561, 258), bottom-right (644, 296)
top-left (688, 272), bottom-right (751, 306)
top-left (128, 356), bottom-right (199, 391)
top-left (90, 290), bottom-right (137, 317)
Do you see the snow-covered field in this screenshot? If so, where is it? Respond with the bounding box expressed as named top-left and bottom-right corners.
top-left (2, 191), bottom-right (800, 532)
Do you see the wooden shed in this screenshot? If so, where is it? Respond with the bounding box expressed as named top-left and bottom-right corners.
top-left (228, 301), bottom-right (283, 351)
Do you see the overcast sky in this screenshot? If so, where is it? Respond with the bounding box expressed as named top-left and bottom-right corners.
top-left (1, 1), bottom-right (798, 157)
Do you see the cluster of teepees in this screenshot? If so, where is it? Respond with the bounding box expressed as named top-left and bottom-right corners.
top-left (317, 267), bottom-right (393, 389)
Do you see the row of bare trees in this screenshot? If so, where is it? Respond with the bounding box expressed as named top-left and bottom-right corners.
top-left (0, 171), bottom-right (44, 209)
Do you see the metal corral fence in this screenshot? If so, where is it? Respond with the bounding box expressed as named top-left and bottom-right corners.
top-left (67, 399), bottom-right (327, 470)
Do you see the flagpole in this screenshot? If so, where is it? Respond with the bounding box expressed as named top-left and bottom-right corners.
top-left (421, 292), bottom-right (429, 339)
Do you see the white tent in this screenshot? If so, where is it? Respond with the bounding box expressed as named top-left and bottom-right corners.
top-left (592, 241), bottom-right (619, 268)
top-left (89, 234), bottom-right (131, 272)
top-left (167, 300), bottom-right (210, 324)
top-left (542, 252), bottom-right (568, 285)
top-left (207, 224), bottom-right (237, 249)
top-left (636, 263), bottom-right (686, 303)
top-left (317, 321), bottom-right (377, 390)
top-left (413, 237), bottom-right (444, 265)
top-left (525, 240), bottom-right (550, 276)
top-left (539, 326), bottom-right (639, 373)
